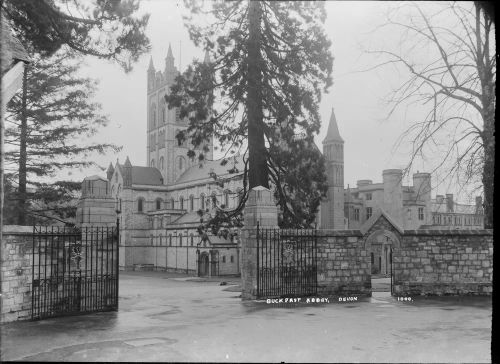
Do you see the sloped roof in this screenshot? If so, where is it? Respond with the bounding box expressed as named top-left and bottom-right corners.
top-left (172, 212), bottom-right (201, 225)
top-left (1, 16), bottom-right (30, 75)
top-left (117, 164), bottom-right (164, 185)
top-left (360, 207), bottom-right (404, 235)
top-left (131, 166), bottom-right (163, 185)
top-left (323, 108), bottom-right (343, 143)
top-left (174, 156), bottom-right (244, 185)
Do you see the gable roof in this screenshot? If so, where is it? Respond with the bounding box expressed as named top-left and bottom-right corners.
top-left (131, 166), bottom-right (163, 185)
top-left (360, 207), bottom-right (404, 235)
top-left (117, 164), bottom-right (164, 186)
top-left (174, 156), bottom-right (244, 185)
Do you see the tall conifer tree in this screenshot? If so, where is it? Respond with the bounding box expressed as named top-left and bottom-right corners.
top-left (166, 1), bottom-right (333, 232)
top-left (4, 49), bottom-right (120, 224)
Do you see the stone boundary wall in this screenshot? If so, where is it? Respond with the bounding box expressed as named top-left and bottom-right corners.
top-left (1, 226), bottom-right (34, 323)
top-left (394, 229), bottom-right (493, 296)
top-left (316, 230), bottom-right (371, 297)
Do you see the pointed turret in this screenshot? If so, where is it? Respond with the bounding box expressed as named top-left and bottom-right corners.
top-left (148, 56), bottom-right (155, 72)
top-left (106, 162), bottom-right (115, 181)
top-left (320, 107), bottom-right (344, 230)
top-left (323, 108), bottom-right (343, 143)
top-left (123, 156), bottom-right (133, 187)
top-left (165, 43), bottom-right (175, 70)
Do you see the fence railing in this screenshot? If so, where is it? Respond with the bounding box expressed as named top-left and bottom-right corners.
top-left (32, 225), bottom-right (119, 320)
top-left (256, 227), bottom-right (318, 299)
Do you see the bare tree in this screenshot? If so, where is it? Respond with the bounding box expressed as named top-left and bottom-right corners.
top-left (365, 2), bottom-right (495, 228)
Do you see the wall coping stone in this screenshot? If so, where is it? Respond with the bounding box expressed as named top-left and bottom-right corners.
top-left (316, 229), bottom-right (363, 237)
top-left (403, 229), bottom-right (493, 236)
top-left (2, 225), bottom-right (34, 235)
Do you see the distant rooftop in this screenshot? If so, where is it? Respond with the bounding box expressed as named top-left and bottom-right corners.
top-left (174, 156), bottom-right (244, 185)
top-left (118, 164), bottom-right (164, 185)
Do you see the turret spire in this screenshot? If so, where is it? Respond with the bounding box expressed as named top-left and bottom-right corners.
top-left (165, 43), bottom-right (175, 70)
top-left (106, 162), bottom-right (115, 181)
top-left (323, 108), bottom-right (343, 143)
top-left (167, 43), bottom-right (174, 59)
top-left (148, 56), bottom-right (155, 71)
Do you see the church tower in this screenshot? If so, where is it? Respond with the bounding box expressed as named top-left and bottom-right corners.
top-left (321, 108), bottom-right (345, 229)
top-left (147, 44), bottom-right (214, 185)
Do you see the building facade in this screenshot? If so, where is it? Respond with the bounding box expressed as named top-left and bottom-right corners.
top-left (76, 44), bottom-right (484, 276)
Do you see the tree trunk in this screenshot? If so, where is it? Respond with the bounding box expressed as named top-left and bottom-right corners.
top-left (18, 66), bottom-right (28, 225)
top-left (247, 0), bottom-right (269, 189)
top-left (476, 4), bottom-right (494, 229)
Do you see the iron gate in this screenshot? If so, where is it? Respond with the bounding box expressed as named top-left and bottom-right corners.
top-left (256, 227), bottom-right (317, 298)
top-left (32, 224), bottom-right (119, 320)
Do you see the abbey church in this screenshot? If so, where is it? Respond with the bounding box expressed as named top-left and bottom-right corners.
top-left (76, 45), bottom-right (484, 276)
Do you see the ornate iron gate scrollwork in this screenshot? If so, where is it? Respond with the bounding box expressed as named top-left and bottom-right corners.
top-left (256, 228), bottom-right (318, 299)
top-left (31, 225), bottom-right (119, 320)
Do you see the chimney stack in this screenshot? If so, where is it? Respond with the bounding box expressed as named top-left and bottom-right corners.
top-left (446, 193), bottom-right (454, 213)
top-left (475, 196), bottom-right (483, 214)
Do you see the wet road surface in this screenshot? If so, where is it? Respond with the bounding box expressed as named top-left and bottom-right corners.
top-left (0, 272), bottom-right (492, 362)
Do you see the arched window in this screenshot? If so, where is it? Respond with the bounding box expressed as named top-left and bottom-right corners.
top-left (169, 234), bottom-right (172, 246)
top-left (176, 129), bottom-right (181, 146)
top-left (200, 193), bottom-right (206, 210)
top-left (137, 198), bottom-right (145, 212)
top-left (190, 234), bottom-right (194, 246)
top-left (179, 235), bottom-right (183, 247)
top-left (230, 255), bottom-right (234, 263)
top-left (162, 103), bottom-right (166, 123)
top-left (224, 190), bottom-right (230, 208)
top-left (151, 159), bottom-right (155, 168)
top-left (179, 196), bottom-right (184, 210)
top-left (156, 198), bottom-right (162, 210)
top-left (170, 198), bottom-right (175, 209)
top-left (189, 195), bottom-right (194, 211)
top-left (222, 256), bottom-right (226, 263)
top-left (178, 156), bottom-right (184, 171)
top-left (160, 156), bottom-right (164, 170)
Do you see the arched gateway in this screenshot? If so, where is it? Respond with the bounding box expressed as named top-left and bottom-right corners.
top-left (361, 208), bottom-right (403, 295)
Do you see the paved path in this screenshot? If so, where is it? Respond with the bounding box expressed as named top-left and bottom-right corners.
top-left (0, 272), bottom-right (492, 362)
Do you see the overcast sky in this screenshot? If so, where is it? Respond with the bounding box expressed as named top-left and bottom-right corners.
top-left (71, 0), bottom-right (479, 204)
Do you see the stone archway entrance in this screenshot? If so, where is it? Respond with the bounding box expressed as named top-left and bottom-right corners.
top-left (365, 229), bottom-right (400, 295)
top-left (198, 252), bottom-right (209, 276)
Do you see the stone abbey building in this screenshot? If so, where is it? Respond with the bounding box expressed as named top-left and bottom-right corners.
top-left (76, 45), bottom-right (484, 276)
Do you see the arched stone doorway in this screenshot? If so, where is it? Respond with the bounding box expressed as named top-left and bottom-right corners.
top-left (366, 229), bottom-right (399, 275)
top-left (365, 229), bottom-right (400, 294)
top-left (198, 252), bottom-right (209, 276)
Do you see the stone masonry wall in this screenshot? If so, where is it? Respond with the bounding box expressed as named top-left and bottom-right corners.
top-left (1, 226), bottom-right (33, 322)
top-left (316, 230), bottom-right (371, 297)
top-left (394, 229), bottom-right (493, 296)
